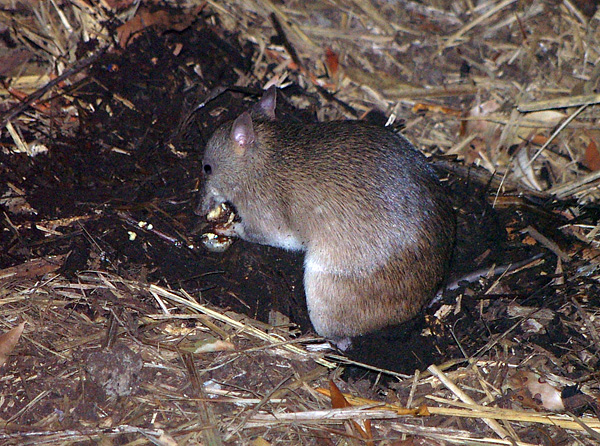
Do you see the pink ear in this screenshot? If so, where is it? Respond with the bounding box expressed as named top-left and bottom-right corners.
top-left (255, 86), bottom-right (277, 119)
top-left (231, 112), bottom-right (255, 152)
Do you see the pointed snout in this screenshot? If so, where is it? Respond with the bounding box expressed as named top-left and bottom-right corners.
top-left (196, 185), bottom-right (224, 216)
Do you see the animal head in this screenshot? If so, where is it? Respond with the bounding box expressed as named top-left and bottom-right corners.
top-left (199, 87), bottom-right (277, 214)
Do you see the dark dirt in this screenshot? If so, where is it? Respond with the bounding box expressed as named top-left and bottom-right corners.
top-left (1, 18), bottom-right (310, 331)
top-left (2, 11), bottom-right (599, 383)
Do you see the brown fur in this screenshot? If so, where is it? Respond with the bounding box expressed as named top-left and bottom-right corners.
top-left (201, 88), bottom-right (455, 342)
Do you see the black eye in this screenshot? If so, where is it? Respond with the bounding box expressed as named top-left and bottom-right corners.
top-left (203, 164), bottom-right (212, 175)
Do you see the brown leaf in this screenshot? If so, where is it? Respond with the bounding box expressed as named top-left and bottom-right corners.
top-left (329, 380), bottom-right (351, 409)
top-left (117, 10), bottom-right (169, 47)
top-left (416, 405), bottom-right (430, 416)
top-left (0, 322), bottom-right (25, 366)
top-left (584, 138), bottom-right (600, 171)
top-left (363, 418), bottom-right (373, 441)
top-left (463, 101), bottom-right (565, 150)
top-left (530, 134), bottom-right (548, 146)
top-left (325, 48), bottom-right (339, 78)
top-left (188, 336), bottom-right (235, 353)
top-left (0, 254), bottom-right (66, 280)
top-left (117, 6), bottom-right (204, 48)
top-left (412, 103), bottom-right (462, 116)
top-left (562, 391), bottom-right (597, 413)
top-left (328, 381), bottom-right (373, 442)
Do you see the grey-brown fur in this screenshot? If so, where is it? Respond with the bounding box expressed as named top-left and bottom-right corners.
top-left (200, 87), bottom-right (455, 344)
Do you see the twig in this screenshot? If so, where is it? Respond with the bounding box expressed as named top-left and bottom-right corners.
top-left (270, 12), bottom-right (303, 72)
top-left (428, 364), bottom-right (513, 441)
top-left (147, 283), bottom-right (337, 369)
top-left (522, 226), bottom-right (571, 263)
top-left (524, 104), bottom-right (588, 168)
top-left (570, 297), bottom-right (600, 349)
top-left (518, 93), bottom-right (600, 112)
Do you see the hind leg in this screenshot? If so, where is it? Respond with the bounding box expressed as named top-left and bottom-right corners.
top-left (304, 252), bottom-right (437, 341)
top-left (303, 266), bottom-right (370, 341)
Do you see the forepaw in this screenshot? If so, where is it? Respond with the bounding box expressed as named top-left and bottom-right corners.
top-left (212, 221), bottom-right (242, 237)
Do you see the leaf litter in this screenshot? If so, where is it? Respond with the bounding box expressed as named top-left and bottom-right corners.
top-left (1, 0), bottom-right (600, 444)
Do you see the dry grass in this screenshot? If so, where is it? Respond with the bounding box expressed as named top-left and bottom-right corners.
top-left (1, 0), bottom-right (600, 445)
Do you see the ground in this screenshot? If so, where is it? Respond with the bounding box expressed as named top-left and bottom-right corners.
top-left (1, 1), bottom-right (600, 445)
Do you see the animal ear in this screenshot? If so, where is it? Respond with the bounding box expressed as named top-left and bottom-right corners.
top-left (253, 86), bottom-right (277, 120)
top-left (231, 112), bottom-right (255, 154)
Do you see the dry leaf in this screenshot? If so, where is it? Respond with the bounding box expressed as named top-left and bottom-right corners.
top-left (190, 337), bottom-right (235, 354)
top-left (464, 101), bottom-right (566, 151)
top-left (329, 380), bottom-right (351, 409)
top-left (584, 138), bottom-right (600, 171)
top-left (0, 254), bottom-right (66, 280)
top-left (530, 134), bottom-right (548, 145)
top-left (328, 381), bottom-right (373, 442)
top-left (324, 47), bottom-right (339, 78)
top-left (514, 147), bottom-right (545, 191)
top-left (508, 370), bottom-right (565, 412)
top-left (117, 6), bottom-right (203, 48)
top-left (0, 322), bottom-right (25, 366)
top-left (0, 188), bottom-right (38, 215)
top-left (512, 110), bottom-right (566, 148)
top-left (561, 387), bottom-right (599, 414)
top-left (412, 103), bottom-right (462, 116)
